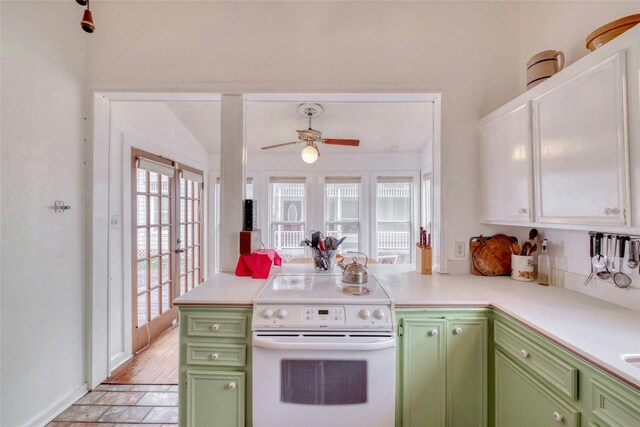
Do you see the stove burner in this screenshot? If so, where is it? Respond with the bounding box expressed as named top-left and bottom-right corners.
top-left (342, 285), bottom-right (371, 296)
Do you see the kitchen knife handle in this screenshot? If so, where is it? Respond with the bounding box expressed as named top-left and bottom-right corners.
top-left (619, 236), bottom-right (627, 258)
top-left (595, 233), bottom-right (603, 257)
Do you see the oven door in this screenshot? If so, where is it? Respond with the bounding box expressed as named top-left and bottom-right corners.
top-left (252, 332), bottom-right (396, 427)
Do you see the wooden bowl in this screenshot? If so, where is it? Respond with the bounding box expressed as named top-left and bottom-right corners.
top-left (586, 14), bottom-right (640, 51)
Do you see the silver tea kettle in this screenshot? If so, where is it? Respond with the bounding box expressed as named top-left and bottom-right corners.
top-left (337, 252), bottom-right (369, 284)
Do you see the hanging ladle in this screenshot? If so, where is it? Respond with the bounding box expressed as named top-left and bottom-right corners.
top-left (583, 233), bottom-right (597, 286)
top-left (613, 236), bottom-right (632, 289)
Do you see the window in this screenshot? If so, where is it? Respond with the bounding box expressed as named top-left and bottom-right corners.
top-left (325, 177), bottom-right (360, 254)
top-left (246, 177), bottom-right (254, 200)
top-left (376, 177), bottom-right (413, 264)
top-left (270, 178), bottom-right (306, 261)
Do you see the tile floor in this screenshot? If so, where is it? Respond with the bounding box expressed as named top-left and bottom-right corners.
top-left (47, 384), bottom-right (178, 426)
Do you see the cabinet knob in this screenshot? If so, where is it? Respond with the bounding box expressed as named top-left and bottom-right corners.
top-left (211, 324), bottom-right (220, 331)
top-left (430, 329), bottom-right (438, 337)
top-left (211, 353), bottom-right (220, 360)
top-left (520, 349), bottom-right (529, 358)
top-left (454, 327), bottom-right (463, 335)
top-left (552, 411), bottom-right (563, 422)
top-left (603, 208), bottom-right (612, 215)
top-left (227, 382), bottom-right (236, 390)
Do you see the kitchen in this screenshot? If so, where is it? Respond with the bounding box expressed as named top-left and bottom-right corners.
top-left (2, 1), bottom-right (640, 427)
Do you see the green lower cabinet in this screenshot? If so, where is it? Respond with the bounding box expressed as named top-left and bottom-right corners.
top-left (495, 350), bottom-right (580, 427)
top-left (399, 311), bottom-right (488, 427)
top-left (186, 370), bottom-right (245, 427)
top-left (401, 318), bottom-right (447, 427)
top-left (446, 318), bottom-right (487, 427)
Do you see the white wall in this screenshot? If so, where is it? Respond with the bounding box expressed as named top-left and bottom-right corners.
top-left (86, 1), bottom-right (521, 272)
top-left (106, 101), bottom-right (209, 371)
top-left (0, 2), bottom-right (88, 426)
top-left (510, 2), bottom-right (640, 310)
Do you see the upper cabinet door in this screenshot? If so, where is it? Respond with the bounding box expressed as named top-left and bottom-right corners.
top-left (479, 103), bottom-right (533, 224)
top-left (532, 52), bottom-right (629, 227)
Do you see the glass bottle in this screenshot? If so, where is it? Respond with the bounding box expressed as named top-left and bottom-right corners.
top-left (537, 239), bottom-right (550, 286)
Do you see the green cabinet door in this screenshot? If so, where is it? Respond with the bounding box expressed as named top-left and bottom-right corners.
top-left (401, 318), bottom-right (446, 427)
top-left (495, 350), bottom-right (580, 427)
top-left (186, 370), bottom-right (245, 427)
top-left (446, 318), bottom-right (487, 427)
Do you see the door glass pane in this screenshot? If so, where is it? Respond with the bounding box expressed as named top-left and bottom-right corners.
top-left (150, 256), bottom-right (160, 286)
top-left (187, 225), bottom-right (193, 248)
top-left (187, 180), bottom-right (193, 198)
top-left (281, 360), bottom-right (367, 405)
top-left (137, 196), bottom-right (147, 226)
top-left (150, 227), bottom-right (159, 257)
top-left (194, 224), bottom-right (199, 246)
top-left (137, 293), bottom-right (148, 327)
top-left (180, 252), bottom-right (186, 274)
top-left (161, 197), bottom-right (170, 224)
top-left (161, 174), bottom-right (170, 195)
top-left (137, 260), bottom-right (148, 292)
top-left (149, 172), bottom-right (159, 194)
top-left (187, 248), bottom-right (193, 271)
top-left (161, 226), bottom-right (170, 254)
top-left (150, 196), bottom-right (159, 225)
top-left (137, 169), bottom-right (147, 192)
top-left (194, 249), bottom-right (200, 269)
top-left (187, 199), bottom-right (193, 223)
top-left (150, 287), bottom-right (160, 319)
top-left (188, 272), bottom-right (193, 290)
top-left (162, 284), bottom-right (170, 312)
top-left (180, 274), bottom-right (187, 295)
top-left (161, 255), bottom-right (170, 283)
top-left (137, 228), bottom-right (147, 259)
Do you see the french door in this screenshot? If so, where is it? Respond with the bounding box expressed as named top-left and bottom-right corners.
top-left (132, 149), bottom-right (204, 352)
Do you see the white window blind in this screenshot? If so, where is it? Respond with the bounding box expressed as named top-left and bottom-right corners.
top-left (180, 169), bottom-right (203, 183)
top-left (137, 157), bottom-right (175, 177)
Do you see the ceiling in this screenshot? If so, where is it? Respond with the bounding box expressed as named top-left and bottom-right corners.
top-left (162, 98), bottom-right (433, 155)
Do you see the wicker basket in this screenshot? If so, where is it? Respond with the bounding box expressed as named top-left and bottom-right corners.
top-left (586, 14), bottom-right (640, 51)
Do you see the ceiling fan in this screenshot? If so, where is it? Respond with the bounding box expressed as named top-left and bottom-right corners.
top-left (261, 103), bottom-right (360, 163)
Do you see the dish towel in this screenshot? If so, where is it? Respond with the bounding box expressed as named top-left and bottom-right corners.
top-left (235, 249), bottom-right (282, 279)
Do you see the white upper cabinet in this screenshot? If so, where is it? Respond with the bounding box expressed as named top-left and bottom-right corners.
top-left (479, 103), bottom-right (533, 223)
top-left (532, 52), bottom-right (629, 227)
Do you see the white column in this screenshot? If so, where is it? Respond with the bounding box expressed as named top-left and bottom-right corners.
top-left (219, 95), bottom-right (245, 272)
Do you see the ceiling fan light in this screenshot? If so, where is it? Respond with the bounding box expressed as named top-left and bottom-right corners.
top-left (301, 144), bottom-right (319, 164)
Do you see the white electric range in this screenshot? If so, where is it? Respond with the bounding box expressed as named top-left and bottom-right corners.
top-left (252, 274), bottom-right (396, 427)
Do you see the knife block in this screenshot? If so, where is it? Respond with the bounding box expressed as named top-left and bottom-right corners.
top-left (416, 245), bottom-right (432, 275)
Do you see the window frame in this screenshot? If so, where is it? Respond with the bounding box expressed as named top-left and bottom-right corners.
top-left (371, 172), bottom-right (420, 264)
top-left (267, 173), bottom-right (314, 261)
top-left (319, 173), bottom-right (368, 254)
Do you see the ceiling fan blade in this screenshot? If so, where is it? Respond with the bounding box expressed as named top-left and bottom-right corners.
top-left (321, 139), bottom-right (360, 146)
top-left (261, 141), bottom-right (300, 150)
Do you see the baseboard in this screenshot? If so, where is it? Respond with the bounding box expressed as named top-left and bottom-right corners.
top-left (110, 351), bottom-right (133, 375)
top-left (26, 382), bottom-right (89, 427)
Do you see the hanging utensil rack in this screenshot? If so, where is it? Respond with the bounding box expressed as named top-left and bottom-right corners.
top-left (585, 231), bottom-right (640, 290)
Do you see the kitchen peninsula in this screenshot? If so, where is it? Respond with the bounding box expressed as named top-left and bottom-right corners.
top-left (175, 266), bottom-right (640, 426)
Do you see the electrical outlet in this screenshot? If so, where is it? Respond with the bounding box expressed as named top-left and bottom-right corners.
top-left (455, 242), bottom-right (465, 258)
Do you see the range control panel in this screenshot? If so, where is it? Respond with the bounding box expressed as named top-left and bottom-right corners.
top-left (252, 304), bottom-right (393, 330)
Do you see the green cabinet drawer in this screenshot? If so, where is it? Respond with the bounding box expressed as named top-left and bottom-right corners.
top-left (494, 320), bottom-right (578, 400)
top-left (590, 379), bottom-right (640, 426)
top-left (496, 350), bottom-right (580, 427)
top-left (186, 314), bottom-right (248, 338)
top-left (186, 343), bottom-right (247, 367)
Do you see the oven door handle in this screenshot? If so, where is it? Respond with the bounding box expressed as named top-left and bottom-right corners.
top-left (252, 335), bottom-right (396, 351)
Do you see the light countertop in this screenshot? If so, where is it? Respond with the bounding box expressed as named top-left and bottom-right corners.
top-left (175, 265), bottom-right (640, 391)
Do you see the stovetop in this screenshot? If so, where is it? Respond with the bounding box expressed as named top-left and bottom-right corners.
top-left (253, 274), bottom-right (392, 305)
top-left (252, 274), bottom-right (394, 331)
